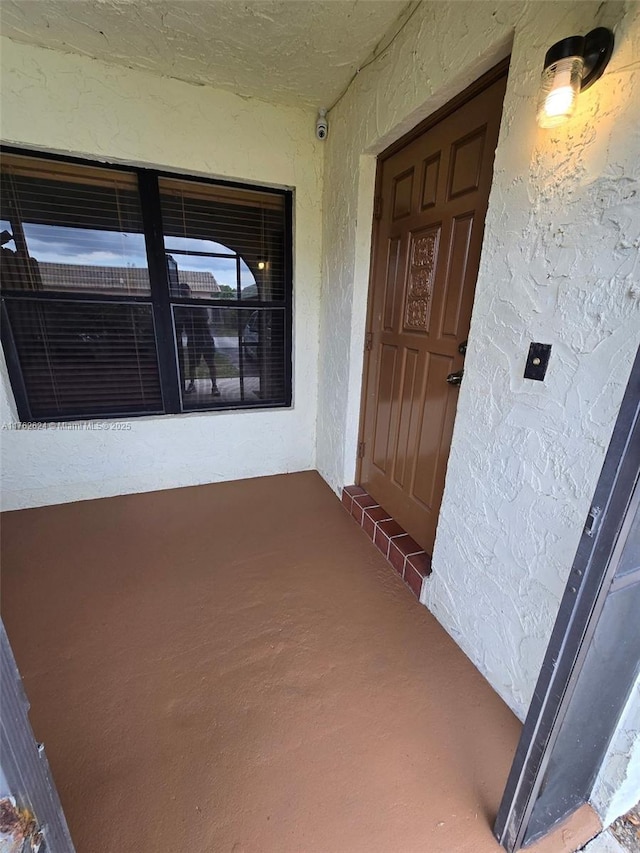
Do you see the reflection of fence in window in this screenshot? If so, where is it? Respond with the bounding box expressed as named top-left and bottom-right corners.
top-left (162, 176), bottom-right (287, 412)
top-left (172, 306), bottom-right (285, 409)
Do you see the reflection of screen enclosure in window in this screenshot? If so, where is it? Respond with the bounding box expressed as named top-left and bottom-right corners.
top-left (0, 151), bottom-right (291, 421)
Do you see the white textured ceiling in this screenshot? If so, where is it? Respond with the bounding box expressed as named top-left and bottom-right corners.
top-left (0, 0), bottom-right (409, 108)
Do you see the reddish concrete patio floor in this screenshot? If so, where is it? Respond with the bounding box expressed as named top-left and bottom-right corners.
top-left (2, 471), bottom-right (531, 852)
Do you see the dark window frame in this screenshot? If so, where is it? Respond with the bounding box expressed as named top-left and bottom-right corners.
top-left (0, 146), bottom-right (293, 422)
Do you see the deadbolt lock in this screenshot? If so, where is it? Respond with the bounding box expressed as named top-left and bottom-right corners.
top-left (458, 340), bottom-right (467, 356)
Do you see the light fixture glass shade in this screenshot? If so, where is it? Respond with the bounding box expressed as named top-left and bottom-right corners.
top-left (537, 56), bottom-right (584, 128)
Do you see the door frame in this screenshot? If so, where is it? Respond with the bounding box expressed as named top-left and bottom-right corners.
top-left (355, 57), bottom-right (510, 486)
top-left (1, 620), bottom-right (76, 851)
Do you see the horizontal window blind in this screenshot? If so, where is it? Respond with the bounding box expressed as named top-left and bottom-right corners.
top-left (1, 149), bottom-right (292, 422)
top-left (1, 154), bottom-right (150, 296)
top-left (173, 306), bottom-right (286, 410)
top-left (5, 300), bottom-right (162, 419)
top-left (159, 177), bottom-right (286, 303)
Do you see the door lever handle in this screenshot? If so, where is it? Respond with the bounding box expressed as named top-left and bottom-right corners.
top-left (446, 370), bottom-right (464, 386)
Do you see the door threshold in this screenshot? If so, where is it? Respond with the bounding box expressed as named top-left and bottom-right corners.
top-left (341, 485), bottom-right (432, 599)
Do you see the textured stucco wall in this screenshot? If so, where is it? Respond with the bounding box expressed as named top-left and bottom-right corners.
top-left (317, 0), bottom-right (640, 721)
top-left (591, 674), bottom-right (640, 826)
top-left (0, 0), bottom-right (406, 109)
top-left (0, 38), bottom-right (323, 510)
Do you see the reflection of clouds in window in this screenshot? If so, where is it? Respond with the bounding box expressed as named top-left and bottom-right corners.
top-left (14, 223), bottom-right (259, 292)
top-left (240, 259), bottom-right (256, 290)
top-left (22, 223), bottom-right (148, 267)
top-left (212, 269), bottom-right (237, 289)
top-left (164, 236), bottom-right (234, 256)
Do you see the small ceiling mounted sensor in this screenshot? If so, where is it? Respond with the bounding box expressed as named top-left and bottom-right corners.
top-left (316, 108), bottom-right (328, 141)
top-left (537, 27), bottom-right (614, 128)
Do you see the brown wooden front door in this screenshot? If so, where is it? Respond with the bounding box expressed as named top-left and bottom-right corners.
top-left (359, 68), bottom-right (508, 554)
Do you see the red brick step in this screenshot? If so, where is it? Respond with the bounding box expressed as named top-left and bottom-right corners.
top-left (341, 485), bottom-right (432, 599)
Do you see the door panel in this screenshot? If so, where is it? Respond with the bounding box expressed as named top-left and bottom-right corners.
top-left (449, 126), bottom-right (487, 198)
top-left (392, 169), bottom-right (415, 219)
top-left (421, 154), bottom-right (440, 209)
top-left (360, 70), bottom-right (508, 553)
top-left (394, 347), bottom-right (420, 489)
top-left (382, 238), bottom-right (401, 331)
top-left (442, 214), bottom-right (474, 337)
top-left (414, 351), bottom-right (454, 508)
top-left (404, 227), bottom-right (440, 332)
top-left (372, 343), bottom-right (398, 472)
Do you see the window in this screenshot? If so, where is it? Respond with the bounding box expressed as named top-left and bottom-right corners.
top-left (0, 151), bottom-right (292, 421)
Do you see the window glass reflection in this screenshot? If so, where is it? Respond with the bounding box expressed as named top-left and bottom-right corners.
top-left (159, 176), bottom-right (283, 303)
top-left (166, 253), bottom-right (236, 300)
top-left (0, 219), bottom-right (16, 252)
top-left (164, 245), bottom-right (256, 299)
top-left (21, 224), bottom-right (149, 294)
top-left (173, 307), bottom-right (285, 409)
top-left (164, 236), bottom-right (235, 256)
top-left (1, 158), bottom-right (150, 295)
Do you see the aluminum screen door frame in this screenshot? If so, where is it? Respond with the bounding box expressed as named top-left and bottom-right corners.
top-left (1, 620), bottom-right (76, 852)
top-left (494, 347), bottom-right (640, 851)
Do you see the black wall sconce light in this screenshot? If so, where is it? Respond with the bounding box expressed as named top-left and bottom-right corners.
top-left (537, 27), bottom-right (614, 127)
